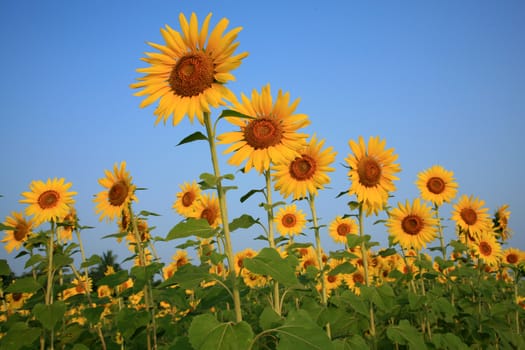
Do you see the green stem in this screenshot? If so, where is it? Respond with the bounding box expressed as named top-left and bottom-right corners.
top-left (264, 170), bottom-right (281, 315)
top-left (514, 272), bottom-right (521, 334)
top-left (433, 204), bottom-right (446, 259)
top-left (204, 112), bottom-right (242, 323)
top-left (45, 221), bottom-right (56, 350)
top-left (358, 204), bottom-right (376, 338)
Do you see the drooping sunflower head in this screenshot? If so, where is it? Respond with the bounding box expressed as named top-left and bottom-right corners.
top-left (274, 204), bottom-right (307, 237)
top-left (272, 134), bottom-right (336, 199)
top-left (57, 205), bottom-right (78, 242)
top-left (386, 198), bottom-right (438, 251)
top-left (471, 231), bottom-right (502, 267)
top-left (20, 178), bottom-right (77, 226)
top-left (345, 136), bottom-right (401, 215)
top-left (94, 161), bottom-right (137, 222)
top-left (131, 12), bottom-right (248, 126)
top-left (2, 212), bottom-right (35, 254)
top-left (415, 165), bottom-right (458, 206)
top-left (451, 194), bottom-right (492, 239)
top-left (172, 180), bottom-right (203, 218)
top-left (328, 216), bottom-right (358, 245)
top-left (493, 204), bottom-right (512, 241)
top-left (218, 84), bottom-right (311, 173)
top-left (194, 192), bottom-right (221, 228)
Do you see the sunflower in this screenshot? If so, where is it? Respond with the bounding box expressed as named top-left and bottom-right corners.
top-left (57, 206), bottom-right (77, 242)
top-left (94, 161), bottom-right (137, 222)
top-left (502, 247), bottom-right (523, 267)
top-left (234, 248), bottom-right (257, 275)
top-left (342, 265), bottom-right (366, 295)
top-left (451, 194), bottom-right (492, 240)
top-left (172, 180), bottom-right (203, 218)
top-left (20, 178), bottom-right (76, 226)
top-left (386, 198), bottom-right (438, 251)
top-left (272, 134), bottom-right (336, 200)
top-left (345, 136), bottom-right (401, 215)
top-left (493, 204), bottom-right (512, 241)
top-left (218, 84), bottom-right (310, 173)
top-left (242, 270), bottom-right (268, 288)
top-left (328, 216), bottom-right (358, 244)
top-left (2, 212), bottom-right (35, 253)
top-left (471, 231), bottom-right (502, 267)
top-left (415, 165), bottom-right (458, 206)
top-left (194, 192), bottom-right (222, 228)
top-left (274, 204), bottom-right (306, 237)
top-left (131, 13), bottom-right (248, 126)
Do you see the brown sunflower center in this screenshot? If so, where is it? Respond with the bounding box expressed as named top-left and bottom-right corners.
top-left (75, 282), bottom-right (88, 293)
top-left (12, 292), bottom-right (23, 302)
top-left (244, 118), bottom-right (283, 150)
top-left (182, 192), bottom-right (195, 207)
top-left (176, 258), bottom-right (187, 268)
top-left (14, 222), bottom-right (29, 242)
top-left (290, 155), bottom-right (316, 181)
top-left (479, 241), bottom-right (492, 256)
top-left (108, 181), bottom-right (129, 207)
top-left (327, 275), bottom-right (337, 283)
top-left (460, 208), bottom-right (477, 225)
top-left (37, 190), bottom-right (60, 209)
top-left (506, 253), bottom-right (518, 264)
top-left (427, 177), bottom-right (445, 194)
top-left (169, 52), bottom-right (214, 97)
top-left (201, 208), bottom-right (217, 226)
top-left (401, 215), bottom-right (423, 236)
top-left (357, 156), bottom-right (381, 187)
top-left (353, 273), bottom-right (364, 284)
top-left (281, 213), bottom-right (297, 228)
top-left (336, 223), bottom-right (351, 236)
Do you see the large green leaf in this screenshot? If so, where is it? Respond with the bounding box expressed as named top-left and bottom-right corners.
top-left (0, 259), bottom-right (11, 276)
top-left (96, 269), bottom-right (129, 288)
top-left (274, 309), bottom-right (334, 350)
top-left (158, 264), bottom-right (211, 290)
top-left (116, 308), bottom-right (150, 339)
top-left (243, 248), bottom-right (299, 287)
top-left (166, 219), bottom-right (217, 241)
top-left (5, 276), bottom-right (42, 293)
top-left (386, 319), bottom-right (427, 349)
top-left (188, 314), bottom-right (254, 350)
top-left (229, 214), bottom-right (258, 232)
top-left (33, 301), bottom-right (67, 330)
top-left (0, 322), bottom-right (41, 350)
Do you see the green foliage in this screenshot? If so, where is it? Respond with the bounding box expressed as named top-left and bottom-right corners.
top-left (188, 314), bottom-right (254, 350)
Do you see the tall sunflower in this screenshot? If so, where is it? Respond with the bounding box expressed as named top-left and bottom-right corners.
top-left (94, 162), bottom-right (137, 222)
top-left (274, 204), bottom-right (306, 237)
top-left (386, 199), bottom-right (438, 251)
top-left (172, 181), bottom-right (203, 218)
top-left (502, 247), bottom-right (523, 267)
top-left (345, 136), bottom-right (400, 215)
top-left (272, 134), bottom-right (337, 199)
top-left (328, 216), bottom-right (358, 244)
top-left (131, 13), bottom-right (248, 126)
top-left (20, 178), bottom-right (76, 226)
top-left (415, 165), bottom-right (458, 206)
top-left (194, 192), bottom-right (221, 228)
top-left (451, 194), bottom-right (492, 240)
top-left (2, 212), bottom-right (35, 253)
top-left (218, 84), bottom-right (310, 173)
top-left (471, 231), bottom-right (502, 267)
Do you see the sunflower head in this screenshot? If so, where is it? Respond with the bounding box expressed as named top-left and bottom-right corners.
top-left (172, 181), bottom-right (203, 218)
top-left (415, 165), bottom-right (458, 206)
top-left (234, 248), bottom-right (257, 275)
top-left (452, 194), bottom-right (492, 240)
top-left (94, 161), bottom-right (137, 222)
top-left (493, 204), bottom-right (512, 241)
top-left (471, 231), bottom-right (502, 267)
top-left (329, 216), bottom-right (358, 244)
top-left (131, 12), bottom-right (248, 126)
top-left (2, 212), bottom-right (35, 254)
top-left (274, 204), bottom-right (307, 237)
top-left (218, 84), bottom-right (310, 173)
top-left (20, 178), bottom-right (77, 226)
top-left (345, 136), bottom-right (400, 215)
top-left (194, 192), bottom-right (221, 228)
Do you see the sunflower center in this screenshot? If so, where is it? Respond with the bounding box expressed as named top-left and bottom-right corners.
top-left (401, 215), bottom-right (423, 236)
top-left (353, 273), bottom-right (364, 284)
top-left (327, 275), bottom-right (337, 283)
top-left (108, 181), bottom-right (129, 207)
top-left (75, 282), bottom-right (87, 293)
top-left (244, 118), bottom-right (283, 150)
top-left (281, 213), bottom-right (297, 228)
top-left (427, 177), bottom-right (445, 194)
top-left (460, 208), bottom-right (477, 225)
top-left (37, 190), bottom-right (60, 209)
top-left (201, 208), bottom-right (217, 226)
top-left (506, 253), bottom-right (518, 264)
top-left (176, 258), bottom-right (187, 268)
top-left (337, 223), bottom-right (351, 236)
top-left (14, 222), bottom-right (29, 242)
top-left (290, 155), bottom-right (316, 181)
top-left (357, 156), bottom-right (381, 187)
top-left (169, 52), bottom-right (214, 97)
top-left (182, 192), bottom-right (195, 207)
top-left (12, 292), bottom-right (23, 302)
top-left (479, 241), bottom-right (492, 256)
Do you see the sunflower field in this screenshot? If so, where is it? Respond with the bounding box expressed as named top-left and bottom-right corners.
top-left (1, 12), bottom-right (524, 350)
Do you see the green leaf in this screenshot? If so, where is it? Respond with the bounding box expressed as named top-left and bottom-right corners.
top-left (240, 188), bottom-right (264, 203)
top-left (83, 306), bottom-right (105, 324)
top-left (0, 322), bottom-right (41, 350)
top-left (177, 131), bottom-right (208, 146)
top-left (53, 253), bottom-right (74, 269)
top-left (386, 319), bottom-right (427, 349)
top-left (229, 214), bottom-right (258, 232)
top-left (138, 210), bottom-right (161, 216)
top-left (188, 313), bottom-right (254, 350)
top-left (166, 219), bottom-right (217, 241)
top-left (5, 276), bottom-right (42, 293)
top-left (243, 248), bottom-right (299, 287)
top-left (431, 333), bottom-right (469, 350)
top-left (80, 254), bottom-right (102, 268)
top-left (331, 291), bottom-right (369, 317)
top-left (274, 309), bottom-right (334, 350)
top-left (33, 301), bottom-right (67, 330)
top-left (259, 306), bottom-right (283, 330)
top-left (116, 307), bottom-right (150, 339)
top-left (218, 109), bottom-right (255, 120)
top-left (71, 345), bottom-right (90, 350)
top-left (200, 173), bottom-right (218, 187)
top-left (328, 262), bottom-right (356, 276)
top-left (96, 269), bottom-right (129, 288)
top-left (0, 259), bottom-right (11, 275)
top-left (158, 264), bottom-right (211, 290)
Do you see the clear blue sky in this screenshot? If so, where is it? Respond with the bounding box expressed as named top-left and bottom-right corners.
top-left (1, 0), bottom-right (524, 274)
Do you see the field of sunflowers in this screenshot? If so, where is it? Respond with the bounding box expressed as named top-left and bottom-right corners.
top-left (1, 12), bottom-right (524, 350)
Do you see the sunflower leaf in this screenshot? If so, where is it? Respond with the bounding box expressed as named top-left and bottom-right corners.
top-left (0, 259), bottom-right (11, 276)
top-left (5, 276), bottom-right (42, 293)
top-left (188, 313), bottom-right (254, 350)
top-left (176, 131), bottom-right (208, 146)
top-left (240, 188), bottom-right (264, 203)
top-left (243, 248), bottom-right (299, 287)
top-left (229, 214), bottom-right (258, 232)
top-left (218, 109), bottom-right (255, 120)
top-left (166, 218), bottom-right (217, 241)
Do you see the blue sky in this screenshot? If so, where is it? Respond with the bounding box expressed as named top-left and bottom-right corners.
top-left (1, 0), bottom-right (524, 274)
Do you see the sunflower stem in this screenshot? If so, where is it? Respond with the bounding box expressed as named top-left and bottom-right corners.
top-left (433, 204), bottom-right (447, 259)
top-left (358, 204), bottom-right (376, 339)
top-left (45, 220), bottom-right (56, 350)
top-left (204, 112), bottom-right (242, 323)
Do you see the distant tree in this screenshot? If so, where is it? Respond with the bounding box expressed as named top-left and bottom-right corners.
top-left (89, 250), bottom-right (121, 282)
